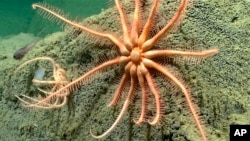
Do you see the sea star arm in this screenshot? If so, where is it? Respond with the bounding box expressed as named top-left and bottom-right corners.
top-left (18, 85), bottom-right (68, 108)
top-left (130, 0), bottom-right (140, 45)
top-left (142, 0), bottom-right (189, 51)
top-left (15, 94), bottom-right (67, 109)
top-left (143, 48), bottom-right (219, 58)
top-left (32, 79), bottom-right (68, 85)
top-left (108, 74), bottom-right (128, 106)
top-left (138, 0), bottom-right (159, 46)
top-left (37, 87), bottom-right (69, 97)
top-left (145, 72), bottom-right (162, 125)
top-left (15, 57), bottom-right (56, 73)
top-left (133, 63), bottom-right (147, 124)
top-left (90, 77), bottom-right (135, 139)
top-left (44, 57), bottom-right (122, 98)
top-left (115, 0), bottom-right (131, 47)
top-left (143, 58), bottom-right (207, 141)
top-left (32, 3), bottom-right (128, 54)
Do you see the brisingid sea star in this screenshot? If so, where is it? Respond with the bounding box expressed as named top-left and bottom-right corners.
top-left (18, 0), bottom-right (218, 140)
top-left (15, 57), bottom-right (69, 109)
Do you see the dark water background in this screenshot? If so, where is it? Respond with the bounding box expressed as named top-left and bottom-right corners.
top-left (0, 0), bottom-right (107, 37)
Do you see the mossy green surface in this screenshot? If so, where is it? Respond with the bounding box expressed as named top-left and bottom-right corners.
top-left (0, 0), bottom-right (250, 140)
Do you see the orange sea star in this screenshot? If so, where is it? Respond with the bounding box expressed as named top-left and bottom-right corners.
top-left (17, 0), bottom-right (219, 140)
top-left (15, 57), bottom-right (69, 109)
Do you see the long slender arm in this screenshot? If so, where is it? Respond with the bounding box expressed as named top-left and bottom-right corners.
top-left (143, 48), bottom-right (219, 58)
top-left (90, 77), bottom-right (135, 139)
top-left (142, 58), bottom-right (207, 141)
top-left (32, 3), bottom-right (128, 54)
top-left (45, 57), bottom-right (121, 97)
top-left (142, 0), bottom-right (189, 51)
